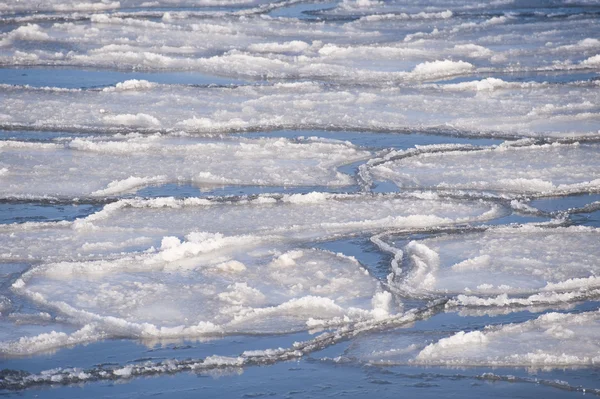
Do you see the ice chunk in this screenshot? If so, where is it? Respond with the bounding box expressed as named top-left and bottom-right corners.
top-left (411, 60), bottom-right (474, 78)
top-left (350, 309), bottom-right (600, 368)
top-left (413, 311), bottom-right (600, 367)
top-left (11, 244), bottom-right (388, 342)
top-left (387, 225), bottom-right (600, 303)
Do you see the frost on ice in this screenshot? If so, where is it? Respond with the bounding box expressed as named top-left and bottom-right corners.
top-left (1, 81), bottom-right (599, 138)
top-left (369, 143), bottom-right (600, 196)
top-left (386, 225), bottom-right (600, 306)
top-left (0, 135), bottom-right (369, 198)
top-left (0, 193), bottom-right (501, 354)
top-left (355, 310), bottom-right (600, 368)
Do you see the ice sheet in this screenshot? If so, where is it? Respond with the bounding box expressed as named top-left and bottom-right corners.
top-left (0, 135), bottom-right (368, 198)
top-left (351, 310), bottom-right (600, 368)
top-left (1, 81), bottom-right (599, 137)
top-left (1, 0), bottom-right (600, 387)
top-left (369, 142), bottom-right (600, 196)
top-left (385, 225), bottom-right (600, 304)
top-left (0, 193), bottom-right (501, 353)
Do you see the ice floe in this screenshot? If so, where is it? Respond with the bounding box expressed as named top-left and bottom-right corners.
top-left (384, 225), bottom-right (600, 305)
top-left (0, 193), bottom-right (503, 262)
top-left (360, 310), bottom-right (600, 368)
top-left (0, 135), bottom-right (368, 199)
top-left (368, 142), bottom-right (600, 196)
top-left (1, 81), bottom-right (599, 137)
top-left (0, 193), bottom-right (501, 353)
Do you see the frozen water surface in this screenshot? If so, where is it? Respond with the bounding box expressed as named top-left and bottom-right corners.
top-left (1, 80), bottom-right (599, 137)
top-left (0, 135), bottom-right (370, 199)
top-left (384, 225), bottom-right (600, 301)
top-left (368, 142), bottom-right (600, 197)
top-left (1, 0), bottom-right (599, 397)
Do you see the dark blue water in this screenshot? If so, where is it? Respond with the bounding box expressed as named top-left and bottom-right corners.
top-left (0, 67), bottom-right (247, 89)
top-left (0, 202), bottom-right (100, 224)
top-left (530, 193), bottom-right (600, 213)
top-left (4, 354), bottom-right (598, 399)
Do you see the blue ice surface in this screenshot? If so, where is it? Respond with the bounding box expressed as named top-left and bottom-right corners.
top-left (434, 71), bottom-right (599, 85)
top-left (529, 193), bottom-right (600, 212)
top-left (0, 202), bottom-right (100, 224)
top-left (269, 1), bottom-right (338, 19)
top-left (0, 67), bottom-right (248, 89)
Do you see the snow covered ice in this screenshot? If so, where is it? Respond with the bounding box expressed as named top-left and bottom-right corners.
top-left (367, 142), bottom-right (600, 196)
top-left (0, 135), bottom-right (369, 198)
top-left (0, 0), bottom-right (599, 396)
top-left (1, 79), bottom-right (599, 137)
top-left (349, 310), bottom-right (600, 367)
top-left (384, 225), bottom-right (600, 302)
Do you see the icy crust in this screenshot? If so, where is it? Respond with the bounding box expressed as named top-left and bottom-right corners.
top-left (8, 244), bottom-right (392, 351)
top-left (369, 143), bottom-right (600, 196)
top-left (1, 82), bottom-right (599, 138)
top-left (0, 300), bottom-right (444, 388)
top-left (0, 0), bottom-right (258, 13)
top-left (0, 135), bottom-right (368, 198)
top-left (352, 310), bottom-right (600, 368)
top-left (0, 193), bottom-right (502, 354)
top-left (385, 225), bottom-right (600, 303)
top-left (413, 311), bottom-right (600, 367)
top-left (0, 193), bottom-right (503, 262)
top-left (1, 6), bottom-right (600, 80)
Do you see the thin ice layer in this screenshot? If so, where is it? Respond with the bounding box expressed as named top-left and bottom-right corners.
top-left (351, 310), bottom-right (600, 368)
top-left (387, 225), bottom-right (600, 303)
top-left (1, 81), bottom-right (599, 137)
top-left (369, 143), bottom-right (600, 195)
top-left (0, 135), bottom-right (367, 198)
top-left (0, 193), bottom-right (503, 262)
